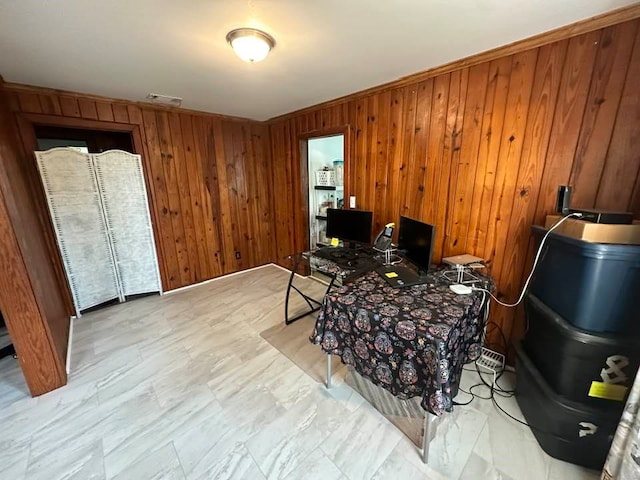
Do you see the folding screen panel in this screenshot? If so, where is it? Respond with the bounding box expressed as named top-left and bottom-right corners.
top-left (36, 148), bottom-right (121, 317)
top-left (92, 150), bottom-right (162, 296)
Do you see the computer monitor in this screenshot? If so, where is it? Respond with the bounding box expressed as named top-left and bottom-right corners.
top-left (326, 208), bottom-right (373, 247)
top-left (398, 216), bottom-right (435, 273)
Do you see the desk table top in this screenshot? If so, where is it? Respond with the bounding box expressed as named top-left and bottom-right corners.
top-left (310, 266), bottom-right (492, 415)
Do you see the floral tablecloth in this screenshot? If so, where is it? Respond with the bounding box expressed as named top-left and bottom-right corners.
top-left (310, 267), bottom-right (491, 415)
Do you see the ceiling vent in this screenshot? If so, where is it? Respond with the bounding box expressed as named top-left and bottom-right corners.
top-left (145, 93), bottom-right (182, 107)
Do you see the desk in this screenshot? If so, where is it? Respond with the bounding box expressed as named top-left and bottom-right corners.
top-left (310, 267), bottom-right (491, 416)
top-left (283, 247), bottom-right (380, 325)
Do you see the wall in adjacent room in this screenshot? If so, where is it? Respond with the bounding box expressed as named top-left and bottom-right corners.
top-left (4, 85), bottom-right (277, 292)
top-left (269, 17), bottom-right (640, 348)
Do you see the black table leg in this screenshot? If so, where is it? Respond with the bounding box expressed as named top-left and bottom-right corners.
top-left (284, 255), bottom-right (336, 325)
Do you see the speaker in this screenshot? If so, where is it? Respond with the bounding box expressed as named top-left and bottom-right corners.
top-left (556, 185), bottom-right (572, 214)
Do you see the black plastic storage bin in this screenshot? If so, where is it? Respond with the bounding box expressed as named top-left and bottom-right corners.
top-left (530, 226), bottom-right (640, 335)
top-left (515, 344), bottom-right (621, 470)
top-left (523, 293), bottom-right (639, 410)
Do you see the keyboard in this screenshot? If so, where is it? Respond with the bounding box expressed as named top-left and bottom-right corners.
top-left (376, 265), bottom-right (429, 288)
top-left (313, 247), bottom-right (381, 282)
top-left (314, 247), bottom-right (359, 262)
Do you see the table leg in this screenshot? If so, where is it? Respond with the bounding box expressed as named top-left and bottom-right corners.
top-left (422, 412), bottom-right (434, 464)
top-left (326, 354), bottom-right (332, 389)
top-left (284, 255), bottom-right (334, 325)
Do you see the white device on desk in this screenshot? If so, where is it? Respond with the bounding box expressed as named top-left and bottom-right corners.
top-left (447, 264), bottom-right (477, 294)
top-left (442, 255), bottom-right (485, 294)
top-left (450, 283), bottom-right (472, 295)
top-left (442, 254), bottom-right (485, 268)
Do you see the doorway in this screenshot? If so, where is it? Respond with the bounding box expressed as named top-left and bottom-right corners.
top-left (307, 135), bottom-right (345, 248)
top-left (299, 126), bottom-right (351, 252)
top-left (35, 125), bottom-right (134, 153)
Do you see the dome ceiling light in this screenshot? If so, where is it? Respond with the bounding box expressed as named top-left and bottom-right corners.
top-left (226, 28), bottom-right (275, 63)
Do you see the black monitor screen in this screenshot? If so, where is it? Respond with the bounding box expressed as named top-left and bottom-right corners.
top-left (326, 208), bottom-right (373, 245)
top-left (398, 216), bottom-right (435, 272)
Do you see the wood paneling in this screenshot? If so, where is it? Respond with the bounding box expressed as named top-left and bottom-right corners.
top-left (269, 18), bottom-right (640, 352)
top-left (2, 9), bottom-right (639, 361)
top-left (0, 88), bottom-right (67, 395)
top-left (269, 3), bottom-right (640, 123)
top-left (4, 87), bottom-right (277, 292)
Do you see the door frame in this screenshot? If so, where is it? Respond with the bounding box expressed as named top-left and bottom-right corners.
top-left (13, 113), bottom-right (156, 315)
top-left (298, 125), bottom-right (352, 252)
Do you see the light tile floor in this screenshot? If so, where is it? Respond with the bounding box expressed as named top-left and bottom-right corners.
top-left (0, 265), bottom-right (602, 480)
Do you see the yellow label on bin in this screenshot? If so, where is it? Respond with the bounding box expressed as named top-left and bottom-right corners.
top-left (385, 272), bottom-right (398, 278)
top-left (588, 381), bottom-right (628, 402)
top-left (330, 238), bottom-right (339, 246)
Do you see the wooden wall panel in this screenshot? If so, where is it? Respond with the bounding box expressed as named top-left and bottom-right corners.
top-left (5, 86), bottom-right (277, 293)
top-left (269, 18), bottom-right (640, 352)
top-left (0, 88), bottom-right (67, 395)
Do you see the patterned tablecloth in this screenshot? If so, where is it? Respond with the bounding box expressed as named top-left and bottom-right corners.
top-left (310, 266), bottom-right (492, 416)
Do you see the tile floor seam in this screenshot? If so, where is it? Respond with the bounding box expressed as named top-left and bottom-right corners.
top-left (19, 436), bottom-right (33, 480)
top-left (243, 440), bottom-right (269, 479)
top-left (170, 440), bottom-right (189, 480)
top-left (98, 438), bottom-right (108, 480)
top-left (459, 404), bottom-right (491, 479)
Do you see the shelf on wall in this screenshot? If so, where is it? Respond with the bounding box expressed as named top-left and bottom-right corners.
top-left (314, 185), bottom-right (336, 191)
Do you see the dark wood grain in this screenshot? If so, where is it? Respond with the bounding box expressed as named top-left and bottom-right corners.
top-left (0, 88), bottom-right (67, 395)
top-left (569, 22), bottom-right (638, 207)
top-left (596, 24), bottom-right (640, 211)
top-left (268, 19), bottom-right (640, 353)
top-left (6, 87), bottom-right (277, 294)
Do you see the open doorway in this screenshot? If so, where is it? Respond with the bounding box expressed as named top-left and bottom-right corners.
top-left (35, 125), bottom-right (134, 153)
top-left (308, 135), bottom-right (344, 248)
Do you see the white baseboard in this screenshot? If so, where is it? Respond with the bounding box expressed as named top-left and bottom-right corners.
top-left (66, 316), bottom-right (75, 375)
top-left (270, 262), bottom-right (306, 279)
top-left (164, 263), bottom-right (279, 295)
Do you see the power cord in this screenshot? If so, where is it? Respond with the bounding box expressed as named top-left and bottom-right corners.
top-left (471, 212), bottom-right (583, 308)
top-left (453, 215), bottom-right (587, 432)
top-left (453, 321), bottom-right (570, 442)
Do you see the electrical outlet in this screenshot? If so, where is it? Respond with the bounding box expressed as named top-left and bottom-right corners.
top-left (349, 196), bottom-right (356, 209)
top-left (235, 251), bottom-right (241, 260)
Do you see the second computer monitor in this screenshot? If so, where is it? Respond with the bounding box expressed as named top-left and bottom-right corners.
top-left (326, 208), bottom-right (373, 246)
top-left (398, 216), bottom-right (435, 273)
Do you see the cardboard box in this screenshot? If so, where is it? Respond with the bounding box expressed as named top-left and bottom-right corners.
top-left (544, 215), bottom-right (640, 245)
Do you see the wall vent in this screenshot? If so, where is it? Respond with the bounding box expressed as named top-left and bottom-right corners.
top-left (145, 93), bottom-right (182, 107)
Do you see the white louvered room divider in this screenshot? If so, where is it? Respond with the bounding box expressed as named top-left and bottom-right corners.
top-left (36, 148), bottom-right (162, 317)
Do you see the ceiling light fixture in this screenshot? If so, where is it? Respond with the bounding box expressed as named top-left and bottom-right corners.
top-left (226, 28), bottom-right (275, 63)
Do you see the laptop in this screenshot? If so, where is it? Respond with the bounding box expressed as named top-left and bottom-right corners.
top-left (375, 265), bottom-right (427, 288)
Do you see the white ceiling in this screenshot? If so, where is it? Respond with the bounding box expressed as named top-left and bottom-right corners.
top-left (0, 0), bottom-right (635, 120)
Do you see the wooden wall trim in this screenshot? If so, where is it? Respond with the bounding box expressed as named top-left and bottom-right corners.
top-left (0, 188), bottom-right (66, 395)
top-left (0, 87), bottom-right (68, 395)
top-left (4, 82), bottom-right (262, 124)
top-left (294, 125), bottom-right (353, 252)
top-left (21, 112), bottom-right (135, 132)
top-left (268, 3), bottom-right (640, 123)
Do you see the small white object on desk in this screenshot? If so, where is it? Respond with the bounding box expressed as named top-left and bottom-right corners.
top-left (449, 283), bottom-right (472, 295)
top-left (442, 254), bottom-right (485, 268)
